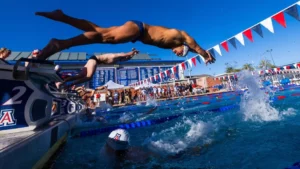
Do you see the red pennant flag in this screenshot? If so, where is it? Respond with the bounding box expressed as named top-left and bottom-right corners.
top-left (221, 41), bottom-right (229, 52)
top-left (243, 29), bottom-right (253, 42)
top-left (160, 72), bottom-right (164, 78)
top-left (167, 70), bottom-right (171, 76)
top-left (272, 12), bottom-right (287, 28)
top-left (156, 75), bottom-right (159, 80)
top-left (191, 57), bottom-right (196, 66)
top-left (181, 62), bottom-right (186, 70)
top-left (173, 66), bottom-right (177, 73)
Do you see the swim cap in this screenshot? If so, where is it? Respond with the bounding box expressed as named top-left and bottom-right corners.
top-left (32, 49), bottom-right (40, 57)
top-left (106, 129), bottom-right (130, 150)
top-left (54, 65), bottom-right (61, 71)
top-left (182, 44), bottom-right (189, 57)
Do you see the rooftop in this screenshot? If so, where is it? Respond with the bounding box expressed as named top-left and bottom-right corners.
top-left (5, 52), bottom-right (158, 61)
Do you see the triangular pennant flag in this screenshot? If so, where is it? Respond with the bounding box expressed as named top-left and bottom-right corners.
top-left (184, 61), bottom-right (189, 69)
top-left (181, 62), bottom-right (186, 70)
top-left (159, 73), bottom-right (162, 80)
top-left (191, 57), bottom-right (196, 66)
top-left (272, 12), bottom-right (287, 28)
top-left (243, 29), bottom-right (254, 42)
top-left (228, 38), bottom-right (237, 49)
top-left (187, 59), bottom-right (193, 68)
top-left (234, 33), bottom-right (245, 46)
top-left (167, 69), bottom-right (171, 76)
top-left (260, 17), bottom-right (274, 33)
top-left (173, 66), bottom-right (177, 73)
top-left (208, 48), bottom-right (216, 58)
top-left (196, 55), bottom-right (202, 64)
top-left (221, 41), bottom-right (229, 52)
top-left (285, 5), bottom-right (300, 21)
top-left (213, 45), bottom-right (222, 56)
top-left (252, 24), bottom-right (263, 38)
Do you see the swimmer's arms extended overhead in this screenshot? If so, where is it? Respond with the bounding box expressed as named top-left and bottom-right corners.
top-left (181, 31), bottom-right (215, 64)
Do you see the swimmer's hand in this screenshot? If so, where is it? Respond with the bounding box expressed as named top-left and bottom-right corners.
top-left (129, 48), bottom-right (139, 56)
top-left (204, 50), bottom-right (216, 65)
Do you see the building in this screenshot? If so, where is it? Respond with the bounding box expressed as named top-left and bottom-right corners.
top-left (5, 51), bottom-right (184, 88)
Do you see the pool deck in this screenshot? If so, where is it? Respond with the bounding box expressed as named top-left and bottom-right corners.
top-left (112, 90), bottom-right (235, 108)
top-left (0, 114), bottom-right (78, 169)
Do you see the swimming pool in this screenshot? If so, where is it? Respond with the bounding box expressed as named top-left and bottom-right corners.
top-left (49, 84), bottom-right (300, 169)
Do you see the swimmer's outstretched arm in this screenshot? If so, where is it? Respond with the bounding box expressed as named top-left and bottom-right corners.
top-left (181, 31), bottom-right (215, 64)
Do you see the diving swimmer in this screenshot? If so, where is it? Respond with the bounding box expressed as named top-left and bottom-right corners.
top-left (56, 48), bottom-right (139, 89)
top-left (35, 10), bottom-right (215, 64)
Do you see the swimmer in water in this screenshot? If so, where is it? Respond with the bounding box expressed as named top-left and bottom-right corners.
top-left (97, 129), bottom-right (209, 168)
top-left (35, 10), bottom-right (215, 64)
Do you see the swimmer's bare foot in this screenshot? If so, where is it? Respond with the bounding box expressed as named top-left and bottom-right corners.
top-left (35, 10), bottom-right (64, 21)
top-left (98, 48), bottom-right (139, 64)
top-left (37, 39), bottom-right (62, 60)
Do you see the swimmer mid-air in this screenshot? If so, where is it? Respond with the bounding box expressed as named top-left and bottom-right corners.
top-left (35, 10), bottom-right (215, 64)
top-left (56, 48), bottom-right (139, 89)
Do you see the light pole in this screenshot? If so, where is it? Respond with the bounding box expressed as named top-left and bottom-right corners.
top-left (266, 49), bottom-right (276, 66)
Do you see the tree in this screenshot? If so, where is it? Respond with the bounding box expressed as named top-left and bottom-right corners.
top-left (242, 63), bottom-right (255, 71)
top-left (259, 59), bottom-right (275, 69)
top-left (225, 66), bottom-right (241, 73)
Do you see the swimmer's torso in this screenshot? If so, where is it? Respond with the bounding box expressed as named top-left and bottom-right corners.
top-left (141, 24), bottom-right (185, 48)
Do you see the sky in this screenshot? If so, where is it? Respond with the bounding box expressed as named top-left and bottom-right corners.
top-left (0, 0), bottom-right (300, 76)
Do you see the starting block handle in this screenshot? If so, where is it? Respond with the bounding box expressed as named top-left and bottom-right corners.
top-left (13, 58), bottom-right (55, 80)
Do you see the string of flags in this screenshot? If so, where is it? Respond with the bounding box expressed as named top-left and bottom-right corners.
top-left (214, 62), bottom-right (300, 81)
top-left (129, 1), bottom-right (300, 87)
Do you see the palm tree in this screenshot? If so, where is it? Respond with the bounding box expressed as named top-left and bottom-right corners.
top-left (242, 63), bottom-right (255, 71)
top-left (259, 59), bottom-right (275, 69)
top-left (225, 66), bottom-right (235, 73)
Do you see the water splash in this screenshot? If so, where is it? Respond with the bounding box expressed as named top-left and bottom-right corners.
top-left (237, 70), bottom-right (293, 122)
top-left (145, 95), bottom-right (157, 106)
top-left (145, 116), bottom-right (214, 155)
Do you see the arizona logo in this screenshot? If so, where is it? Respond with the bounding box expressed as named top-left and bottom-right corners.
top-left (114, 133), bottom-right (121, 140)
top-left (0, 109), bottom-right (17, 127)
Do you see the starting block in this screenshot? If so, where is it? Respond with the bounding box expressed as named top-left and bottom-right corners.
top-left (0, 58), bottom-right (66, 134)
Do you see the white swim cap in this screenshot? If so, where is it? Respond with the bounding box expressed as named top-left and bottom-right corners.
top-left (54, 65), bottom-right (61, 71)
top-left (106, 129), bottom-right (130, 150)
top-left (182, 44), bottom-right (189, 57)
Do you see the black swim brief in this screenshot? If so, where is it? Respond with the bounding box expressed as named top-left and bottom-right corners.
top-left (89, 55), bottom-right (101, 64)
top-left (130, 20), bottom-right (144, 43)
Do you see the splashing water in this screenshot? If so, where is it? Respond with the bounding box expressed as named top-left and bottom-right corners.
top-left (145, 117), bottom-right (215, 155)
top-left (237, 70), bottom-right (294, 122)
top-left (145, 95), bottom-right (157, 106)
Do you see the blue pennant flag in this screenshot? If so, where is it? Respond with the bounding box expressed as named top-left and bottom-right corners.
top-left (208, 48), bottom-right (216, 58)
top-left (196, 55), bottom-right (202, 64)
top-left (285, 5), bottom-right (300, 21)
top-left (252, 24), bottom-right (263, 38)
top-left (185, 61), bottom-right (189, 69)
top-left (228, 38), bottom-right (237, 49)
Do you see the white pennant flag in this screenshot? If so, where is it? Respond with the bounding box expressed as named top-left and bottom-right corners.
top-left (260, 17), bottom-right (274, 33)
top-left (187, 59), bottom-right (193, 67)
top-left (164, 71), bottom-right (168, 77)
top-left (159, 73), bottom-right (162, 80)
top-left (234, 33), bottom-right (245, 46)
top-left (171, 66), bottom-right (175, 74)
top-left (213, 45), bottom-right (222, 56)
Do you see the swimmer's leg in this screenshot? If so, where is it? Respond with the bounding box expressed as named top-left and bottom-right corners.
top-left (37, 22), bottom-right (140, 60)
top-left (35, 10), bottom-right (109, 32)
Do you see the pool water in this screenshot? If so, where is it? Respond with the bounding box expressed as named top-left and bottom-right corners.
top-left (49, 75), bottom-right (300, 169)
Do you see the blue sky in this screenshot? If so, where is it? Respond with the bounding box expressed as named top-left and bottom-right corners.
top-left (0, 0), bottom-right (300, 76)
